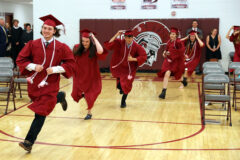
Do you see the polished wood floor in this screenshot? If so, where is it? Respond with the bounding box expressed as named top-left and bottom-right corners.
top-left (0, 73), bottom-right (240, 160)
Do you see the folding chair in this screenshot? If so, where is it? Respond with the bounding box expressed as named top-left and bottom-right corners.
top-left (202, 74), bottom-right (231, 126)
top-left (14, 67), bottom-right (27, 98)
top-left (232, 68), bottom-right (240, 111)
top-left (203, 62), bottom-right (222, 69)
top-left (0, 57), bottom-right (13, 63)
top-left (0, 68), bottom-right (16, 114)
top-left (228, 62), bottom-right (240, 108)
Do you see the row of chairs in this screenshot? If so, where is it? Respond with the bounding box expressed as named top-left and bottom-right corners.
top-left (201, 61), bottom-right (240, 126)
top-left (0, 57), bottom-right (27, 114)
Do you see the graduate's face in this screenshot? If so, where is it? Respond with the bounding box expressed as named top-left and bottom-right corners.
top-left (189, 35), bottom-right (196, 42)
top-left (41, 24), bottom-right (56, 39)
top-left (170, 32), bottom-right (177, 40)
top-left (124, 36), bottom-right (133, 45)
top-left (82, 37), bottom-right (91, 49)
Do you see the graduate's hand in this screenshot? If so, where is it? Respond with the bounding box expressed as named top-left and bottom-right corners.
top-left (35, 65), bottom-right (43, 72)
top-left (118, 30), bottom-right (125, 35)
top-left (128, 55), bottom-right (137, 62)
top-left (234, 30), bottom-right (240, 35)
top-left (89, 33), bottom-right (95, 38)
top-left (163, 51), bottom-right (167, 58)
top-left (46, 67), bottom-right (53, 75)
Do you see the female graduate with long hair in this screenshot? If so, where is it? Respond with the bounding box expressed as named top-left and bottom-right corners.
top-left (71, 29), bottom-right (108, 120)
top-left (180, 30), bottom-right (204, 88)
top-left (157, 27), bottom-right (185, 99)
top-left (226, 26), bottom-right (240, 63)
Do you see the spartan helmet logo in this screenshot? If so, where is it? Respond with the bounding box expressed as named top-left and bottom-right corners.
top-left (135, 32), bottom-right (163, 66)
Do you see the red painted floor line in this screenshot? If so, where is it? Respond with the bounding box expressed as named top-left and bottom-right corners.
top-left (0, 82), bottom-right (237, 150)
top-left (0, 82), bottom-right (205, 149)
top-left (7, 114), bottom-right (202, 126)
top-left (102, 78), bottom-right (201, 83)
top-left (0, 82), bottom-right (72, 119)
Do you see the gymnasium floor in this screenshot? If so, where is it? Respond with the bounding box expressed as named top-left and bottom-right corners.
top-left (0, 73), bottom-right (240, 160)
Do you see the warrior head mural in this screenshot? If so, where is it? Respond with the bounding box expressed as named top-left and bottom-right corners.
top-left (132, 20), bottom-right (170, 67)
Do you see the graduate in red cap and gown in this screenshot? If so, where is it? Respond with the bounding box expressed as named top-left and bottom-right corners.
top-left (104, 30), bottom-right (147, 108)
top-left (71, 29), bottom-right (108, 120)
top-left (17, 14), bottom-right (75, 152)
top-left (157, 27), bottom-right (185, 99)
top-left (226, 26), bottom-right (240, 62)
top-left (180, 30), bottom-right (204, 88)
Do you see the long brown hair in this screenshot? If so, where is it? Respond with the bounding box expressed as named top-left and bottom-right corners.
top-left (74, 37), bottom-right (96, 58)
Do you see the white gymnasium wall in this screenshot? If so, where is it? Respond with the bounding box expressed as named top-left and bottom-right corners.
top-left (33, 0), bottom-right (240, 70)
top-left (0, 1), bottom-right (33, 28)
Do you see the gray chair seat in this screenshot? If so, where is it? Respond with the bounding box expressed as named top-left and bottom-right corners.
top-left (205, 94), bottom-right (230, 101)
top-left (14, 78), bottom-right (27, 83)
top-left (0, 77), bottom-right (11, 82)
top-left (230, 77), bottom-right (240, 82)
top-left (14, 71), bottom-right (20, 76)
top-left (236, 85), bottom-right (240, 90)
top-left (0, 87), bottom-right (10, 93)
top-left (204, 84), bottom-right (225, 90)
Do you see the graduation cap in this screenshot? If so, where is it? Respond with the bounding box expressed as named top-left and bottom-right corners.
top-left (170, 27), bottom-right (178, 34)
top-left (80, 29), bottom-right (96, 38)
top-left (234, 26), bottom-right (240, 31)
top-left (39, 14), bottom-right (65, 34)
top-left (189, 30), bottom-right (199, 35)
top-left (124, 30), bottom-right (134, 37)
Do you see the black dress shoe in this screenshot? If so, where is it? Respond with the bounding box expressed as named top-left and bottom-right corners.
top-left (120, 102), bottom-right (127, 108)
top-left (58, 92), bottom-right (67, 111)
top-left (182, 80), bottom-right (188, 87)
top-left (84, 114), bottom-right (92, 120)
top-left (19, 140), bottom-right (32, 152)
top-left (159, 91), bottom-right (166, 99)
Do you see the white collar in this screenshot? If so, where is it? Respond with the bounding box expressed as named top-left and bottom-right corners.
top-left (192, 27), bottom-right (198, 31)
top-left (42, 37), bottom-right (54, 43)
top-left (126, 41), bottom-right (133, 48)
top-left (13, 26), bottom-right (19, 29)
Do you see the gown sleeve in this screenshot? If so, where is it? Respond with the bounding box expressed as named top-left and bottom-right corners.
top-left (104, 39), bottom-right (121, 51)
top-left (230, 33), bottom-right (239, 42)
top-left (136, 45), bottom-right (147, 66)
top-left (16, 40), bottom-right (33, 75)
top-left (96, 48), bottom-right (108, 60)
top-left (60, 44), bottom-right (75, 79)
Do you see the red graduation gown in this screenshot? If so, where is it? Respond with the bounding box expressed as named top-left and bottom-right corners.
top-left (157, 39), bottom-right (185, 80)
top-left (104, 39), bottom-right (147, 94)
top-left (71, 44), bottom-right (108, 110)
top-left (183, 40), bottom-right (204, 76)
top-left (16, 38), bottom-right (75, 116)
top-left (230, 33), bottom-right (240, 62)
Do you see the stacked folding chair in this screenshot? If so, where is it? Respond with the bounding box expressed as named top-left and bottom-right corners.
top-left (232, 68), bottom-right (240, 111)
top-left (201, 62), bottom-right (232, 126)
top-left (14, 66), bottom-right (28, 98)
top-left (0, 58), bottom-right (16, 114)
top-left (228, 62), bottom-right (240, 110)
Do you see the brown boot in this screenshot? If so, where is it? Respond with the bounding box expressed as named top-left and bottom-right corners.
top-left (19, 140), bottom-right (32, 152)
